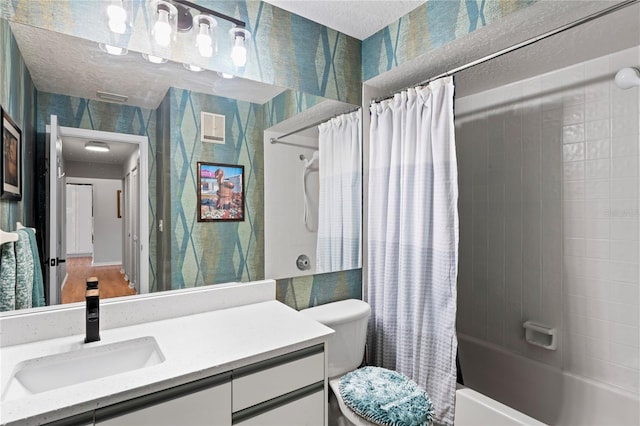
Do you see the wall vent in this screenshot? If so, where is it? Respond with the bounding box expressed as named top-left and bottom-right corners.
top-left (201, 111), bottom-right (225, 144)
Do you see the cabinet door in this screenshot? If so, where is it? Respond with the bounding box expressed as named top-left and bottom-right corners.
top-left (96, 375), bottom-right (231, 426)
top-left (234, 388), bottom-right (324, 426)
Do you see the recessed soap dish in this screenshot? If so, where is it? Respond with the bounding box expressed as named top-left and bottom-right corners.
top-left (523, 321), bottom-right (557, 350)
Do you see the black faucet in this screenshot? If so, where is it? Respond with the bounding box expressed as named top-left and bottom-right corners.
top-left (85, 277), bottom-right (100, 343)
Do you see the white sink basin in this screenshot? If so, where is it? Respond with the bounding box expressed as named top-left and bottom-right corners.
top-left (2, 336), bottom-right (164, 401)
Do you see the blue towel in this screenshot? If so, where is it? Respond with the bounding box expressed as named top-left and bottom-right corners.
top-left (15, 231), bottom-right (34, 309)
top-left (0, 242), bottom-right (16, 311)
top-left (21, 228), bottom-right (45, 307)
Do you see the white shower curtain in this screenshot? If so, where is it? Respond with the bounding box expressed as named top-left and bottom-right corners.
top-left (367, 77), bottom-right (458, 425)
top-left (316, 110), bottom-right (362, 273)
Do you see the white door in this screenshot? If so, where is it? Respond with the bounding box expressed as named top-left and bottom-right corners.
top-left (124, 172), bottom-right (131, 282)
top-left (131, 165), bottom-right (139, 290)
top-left (66, 184), bottom-right (93, 255)
top-left (47, 115), bottom-right (67, 305)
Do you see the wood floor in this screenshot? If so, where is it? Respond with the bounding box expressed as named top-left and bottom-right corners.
top-left (61, 257), bottom-right (137, 304)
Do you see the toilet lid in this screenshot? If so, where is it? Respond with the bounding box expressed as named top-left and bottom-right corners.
top-left (338, 367), bottom-right (434, 426)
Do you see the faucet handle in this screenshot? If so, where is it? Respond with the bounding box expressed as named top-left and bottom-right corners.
top-left (86, 276), bottom-right (99, 289)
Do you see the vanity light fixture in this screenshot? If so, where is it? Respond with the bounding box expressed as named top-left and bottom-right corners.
top-left (99, 43), bottom-right (128, 56)
top-left (144, 0), bottom-right (251, 67)
top-left (85, 141), bottom-right (111, 153)
top-left (142, 53), bottom-right (168, 64)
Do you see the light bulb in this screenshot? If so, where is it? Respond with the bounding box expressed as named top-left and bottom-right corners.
top-left (107, 4), bottom-right (127, 34)
top-left (196, 23), bottom-right (213, 58)
top-left (154, 9), bottom-right (172, 47)
top-left (230, 35), bottom-right (246, 67)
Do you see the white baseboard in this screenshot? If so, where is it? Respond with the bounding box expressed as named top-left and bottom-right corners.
top-left (66, 253), bottom-right (92, 258)
top-left (91, 260), bottom-right (122, 267)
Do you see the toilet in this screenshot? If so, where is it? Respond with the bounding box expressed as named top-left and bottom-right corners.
top-left (302, 299), bottom-right (434, 426)
top-left (300, 299), bottom-right (379, 426)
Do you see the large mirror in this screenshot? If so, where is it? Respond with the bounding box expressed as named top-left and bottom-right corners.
top-left (0, 12), bottom-right (361, 314)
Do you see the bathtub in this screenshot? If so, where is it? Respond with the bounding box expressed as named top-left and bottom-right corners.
top-left (458, 334), bottom-right (640, 425)
top-left (455, 386), bottom-right (546, 425)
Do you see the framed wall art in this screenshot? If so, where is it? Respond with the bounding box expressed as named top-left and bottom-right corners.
top-left (197, 162), bottom-right (245, 222)
top-left (1, 108), bottom-right (22, 201)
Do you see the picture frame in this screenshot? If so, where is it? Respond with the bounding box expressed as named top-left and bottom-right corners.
top-left (1, 108), bottom-right (22, 201)
top-left (197, 162), bottom-right (245, 222)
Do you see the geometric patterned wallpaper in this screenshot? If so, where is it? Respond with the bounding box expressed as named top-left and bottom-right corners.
top-left (166, 87), bottom-right (264, 289)
top-left (0, 18), bottom-right (35, 234)
top-left (276, 269), bottom-right (363, 311)
top-left (362, 0), bottom-right (536, 81)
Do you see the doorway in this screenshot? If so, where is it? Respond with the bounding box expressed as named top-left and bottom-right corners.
top-left (46, 117), bottom-right (149, 305)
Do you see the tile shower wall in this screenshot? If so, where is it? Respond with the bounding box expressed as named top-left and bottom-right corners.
top-left (456, 46), bottom-right (640, 395)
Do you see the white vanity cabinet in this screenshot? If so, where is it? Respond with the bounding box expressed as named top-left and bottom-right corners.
top-left (45, 344), bottom-right (326, 426)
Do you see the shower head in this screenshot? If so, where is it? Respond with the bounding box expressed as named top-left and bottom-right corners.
top-left (615, 67), bottom-right (640, 89)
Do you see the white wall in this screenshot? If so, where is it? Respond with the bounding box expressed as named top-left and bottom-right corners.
top-left (264, 130), bottom-right (319, 280)
top-left (66, 160), bottom-right (123, 180)
top-left (67, 177), bottom-right (123, 266)
top-left (456, 45), bottom-right (640, 417)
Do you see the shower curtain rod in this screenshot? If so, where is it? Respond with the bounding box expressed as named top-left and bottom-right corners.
top-left (269, 107), bottom-right (361, 144)
top-left (371, 0), bottom-right (638, 104)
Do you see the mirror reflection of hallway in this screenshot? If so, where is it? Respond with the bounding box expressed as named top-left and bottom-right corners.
top-left (61, 180), bottom-right (135, 304)
top-left (47, 119), bottom-right (149, 305)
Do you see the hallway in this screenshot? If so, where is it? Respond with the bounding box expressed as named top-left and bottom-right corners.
top-left (61, 257), bottom-right (136, 304)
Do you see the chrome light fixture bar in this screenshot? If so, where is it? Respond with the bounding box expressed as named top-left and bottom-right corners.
top-left (146, 0), bottom-right (250, 68)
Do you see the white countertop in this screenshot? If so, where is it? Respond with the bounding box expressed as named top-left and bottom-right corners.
top-left (0, 300), bottom-right (334, 425)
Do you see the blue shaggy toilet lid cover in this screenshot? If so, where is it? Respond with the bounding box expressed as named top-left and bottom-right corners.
top-left (338, 366), bottom-right (434, 426)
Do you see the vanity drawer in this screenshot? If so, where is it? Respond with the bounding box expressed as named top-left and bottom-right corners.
top-left (233, 385), bottom-right (324, 426)
top-left (96, 373), bottom-right (232, 425)
top-left (232, 345), bottom-right (324, 412)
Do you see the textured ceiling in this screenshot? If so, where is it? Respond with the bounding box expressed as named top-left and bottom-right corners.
top-left (62, 136), bottom-right (139, 166)
top-left (263, 0), bottom-right (425, 40)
